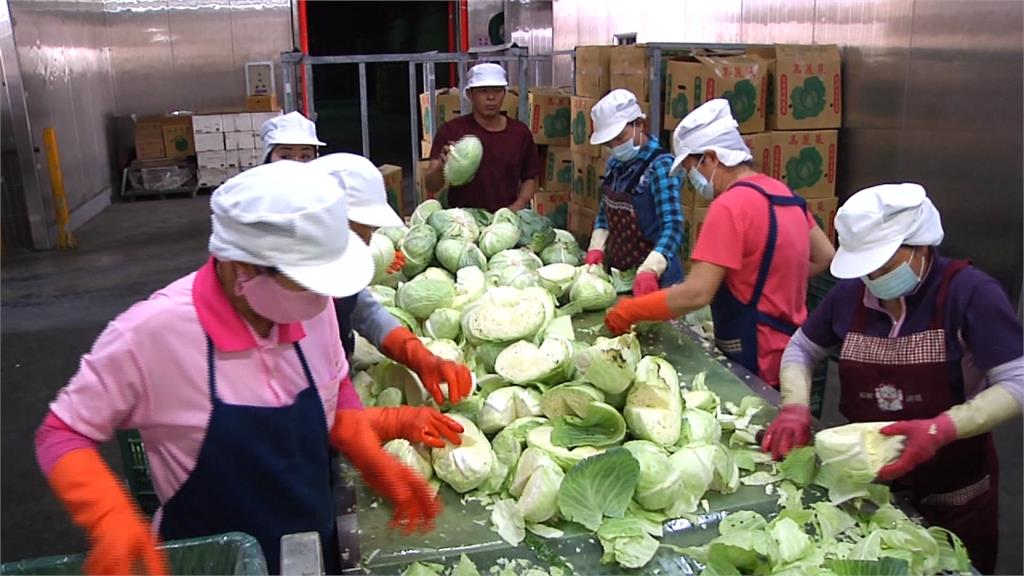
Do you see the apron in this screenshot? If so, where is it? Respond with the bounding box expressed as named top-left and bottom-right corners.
top-left (838, 259), bottom-right (999, 574)
top-left (710, 181), bottom-right (807, 377)
top-left (335, 295), bottom-right (358, 359)
top-left (603, 149), bottom-right (684, 288)
top-left (159, 337), bottom-right (340, 575)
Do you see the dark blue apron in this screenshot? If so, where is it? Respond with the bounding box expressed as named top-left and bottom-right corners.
top-left (602, 146), bottom-right (684, 288)
top-left (334, 295), bottom-right (358, 359)
top-left (710, 181), bottom-right (807, 375)
top-left (159, 336), bottom-right (339, 575)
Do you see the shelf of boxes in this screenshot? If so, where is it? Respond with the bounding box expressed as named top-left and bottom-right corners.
top-left (193, 111), bottom-right (281, 188)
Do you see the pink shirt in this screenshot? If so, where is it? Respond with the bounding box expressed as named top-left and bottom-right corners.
top-left (46, 259), bottom-right (354, 505)
top-left (692, 174), bottom-right (815, 386)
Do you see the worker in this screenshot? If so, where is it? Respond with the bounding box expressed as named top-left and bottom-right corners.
top-left (424, 62), bottom-right (540, 212)
top-left (584, 89), bottom-right (684, 296)
top-left (604, 99), bottom-right (835, 386)
top-left (260, 111), bottom-right (326, 164)
top-left (33, 162), bottom-right (441, 575)
top-left (310, 153), bottom-right (474, 407)
top-left (762, 183), bottom-right (1022, 573)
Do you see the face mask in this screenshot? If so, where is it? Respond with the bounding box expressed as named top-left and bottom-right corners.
top-left (862, 249), bottom-right (922, 300)
top-left (688, 156), bottom-right (716, 200)
top-left (611, 126), bottom-right (641, 162)
top-left (236, 271), bottom-right (328, 324)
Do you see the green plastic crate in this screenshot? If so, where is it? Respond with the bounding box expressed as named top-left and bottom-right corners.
top-left (0, 532), bottom-right (267, 575)
top-left (807, 273), bottom-right (839, 418)
top-left (116, 429), bottom-right (160, 516)
top-left (807, 272), bottom-right (838, 313)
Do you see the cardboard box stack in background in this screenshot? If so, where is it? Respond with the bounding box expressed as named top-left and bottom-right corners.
top-left (570, 96), bottom-right (600, 157)
top-left (541, 146), bottom-right (574, 193)
top-left (574, 46), bottom-right (612, 98)
top-left (527, 87), bottom-right (572, 145)
top-left (663, 54), bottom-right (768, 133)
top-left (531, 191), bottom-right (571, 229)
top-left (194, 111), bottom-right (280, 188)
top-left (378, 165), bottom-right (405, 216)
top-left (609, 44), bottom-right (649, 101)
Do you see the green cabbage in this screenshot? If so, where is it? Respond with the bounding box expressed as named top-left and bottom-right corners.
top-left (428, 208), bottom-right (480, 243)
top-left (464, 207), bottom-right (493, 227)
top-left (488, 248), bottom-right (543, 272)
top-left (424, 308), bottom-right (461, 340)
top-left (536, 263), bottom-right (578, 299)
top-left (510, 448), bottom-right (564, 523)
top-left (383, 439), bottom-right (433, 481)
top-left (367, 285), bottom-right (396, 307)
top-left (487, 265), bottom-right (540, 288)
top-left (624, 355), bottom-right (682, 446)
top-left (478, 386), bottom-right (544, 434)
top-left (431, 414), bottom-right (495, 493)
top-left (395, 274), bottom-right (455, 320)
top-left (399, 224), bottom-right (438, 276)
top-left (516, 209), bottom-right (555, 253)
top-left (569, 267), bottom-right (617, 311)
top-left (574, 333), bottom-right (641, 394)
top-left (450, 266), bottom-right (486, 309)
top-left (444, 135), bottom-right (484, 186)
top-left (623, 440), bottom-right (683, 512)
top-left (540, 382), bottom-right (605, 421)
top-left (550, 400), bottom-right (626, 448)
top-left (411, 199), bottom-right (443, 226)
top-left (377, 226), bottom-right (408, 246)
top-left (526, 425), bottom-right (604, 471)
top-left (384, 306), bottom-right (421, 335)
top-left (494, 337), bottom-right (575, 385)
top-left (351, 333), bottom-right (385, 370)
top-left (596, 517), bottom-right (661, 569)
top-left (435, 238), bottom-right (470, 272)
top-left (461, 286), bottom-right (554, 344)
top-left (540, 242), bottom-right (581, 266)
top-left (492, 207), bottom-right (520, 227)
top-left (556, 447), bottom-right (639, 531)
top-left (479, 222), bottom-right (521, 258)
top-left (369, 233), bottom-right (395, 284)
top-left (814, 422), bottom-right (903, 495)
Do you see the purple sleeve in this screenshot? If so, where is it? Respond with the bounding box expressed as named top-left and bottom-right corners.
top-left (35, 410), bottom-right (99, 476)
top-left (800, 282), bottom-right (853, 349)
top-left (781, 329), bottom-right (831, 369)
top-left (954, 268), bottom-right (1024, 372)
top-left (335, 375), bottom-right (364, 410)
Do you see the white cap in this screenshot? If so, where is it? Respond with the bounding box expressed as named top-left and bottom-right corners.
top-left (831, 183), bottom-right (944, 279)
top-left (670, 99), bottom-right (752, 175)
top-left (260, 111), bottom-right (327, 163)
top-left (590, 89), bottom-right (646, 145)
top-left (464, 63), bottom-right (508, 93)
top-left (308, 153), bottom-right (404, 229)
top-left (208, 161), bottom-right (373, 298)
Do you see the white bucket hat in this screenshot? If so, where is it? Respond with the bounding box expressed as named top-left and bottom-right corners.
top-left (590, 89), bottom-right (645, 145)
top-left (308, 153), bottom-right (404, 229)
top-left (831, 183), bottom-right (944, 279)
top-left (260, 111), bottom-right (327, 163)
top-left (464, 63), bottom-right (508, 94)
top-left (208, 161), bottom-right (373, 298)
top-left (670, 99), bottom-right (752, 175)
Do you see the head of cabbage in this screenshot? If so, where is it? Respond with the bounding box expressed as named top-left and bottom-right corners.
top-left (411, 199), bottom-right (443, 226)
top-left (461, 286), bottom-right (554, 344)
top-left (574, 333), bottom-right (641, 394)
top-left (396, 273), bottom-right (455, 320)
top-left (369, 233), bottom-right (395, 284)
top-left (489, 248), bottom-right (543, 272)
top-left (516, 209), bottom-right (555, 253)
top-left (478, 386), bottom-right (544, 434)
top-left (428, 208), bottom-right (480, 243)
top-left (431, 414), bottom-right (496, 493)
top-left (494, 337), bottom-right (575, 386)
top-left (444, 135), bottom-right (484, 186)
top-left (479, 221), bottom-right (521, 258)
top-left (569, 267), bottom-right (617, 311)
top-left (424, 308), bottom-right (462, 341)
top-left (399, 224), bottom-right (438, 277)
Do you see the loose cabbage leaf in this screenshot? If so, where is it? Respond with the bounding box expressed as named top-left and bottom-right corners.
top-left (557, 447), bottom-right (639, 531)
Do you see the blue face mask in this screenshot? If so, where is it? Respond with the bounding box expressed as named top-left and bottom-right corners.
top-left (611, 126), bottom-right (641, 162)
top-left (862, 249), bottom-right (922, 300)
top-left (688, 156), bottom-right (716, 200)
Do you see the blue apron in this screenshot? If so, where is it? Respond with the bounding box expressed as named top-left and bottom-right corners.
top-left (710, 181), bottom-right (807, 375)
top-left (602, 147), bottom-right (684, 288)
top-left (159, 336), bottom-right (339, 575)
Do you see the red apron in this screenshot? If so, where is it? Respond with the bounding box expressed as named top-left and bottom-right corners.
top-left (837, 259), bottom-right (999, 574)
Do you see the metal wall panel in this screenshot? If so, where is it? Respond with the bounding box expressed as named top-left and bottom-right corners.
top-left (506, 0), bottom-right (553, 86)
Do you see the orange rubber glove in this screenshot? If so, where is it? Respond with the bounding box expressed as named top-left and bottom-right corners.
top-left (380, 327), bottom-right (472, 404)
top-left (365, 406), bottom-right (464, 449)
top-left (388, 250), bottom-right (405, 274)
top-left (47, 449), bottom-right (169, 576)
top-left (604, 290), bottom-right (675, 335)
top-left (331, 409), bottom-right (441, 533)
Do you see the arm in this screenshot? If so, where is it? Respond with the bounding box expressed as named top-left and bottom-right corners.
top-left (424, 127), bottom-right (450, 195)
top-left (509, 178), bottom-right (537, 212)
top-left (604, 261), bottom-right (726, 334)
top-left (808, 224), bottom-right (835, 277)
top-left (351, 289), bottom-right (401, 349)
top-left (640, 158), bottom-right (685, 279)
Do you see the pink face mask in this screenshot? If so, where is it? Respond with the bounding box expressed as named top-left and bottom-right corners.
top-left (235, 271), bottom-right (328, 324)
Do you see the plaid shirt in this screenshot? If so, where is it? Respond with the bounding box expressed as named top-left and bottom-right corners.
top-left (595, 136), bottom-right (684, 259)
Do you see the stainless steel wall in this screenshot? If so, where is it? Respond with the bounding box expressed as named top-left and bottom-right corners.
top-left (505, 0), bottom-right (553, 86)
top-left (553, 0), bottom-right (1023, 300)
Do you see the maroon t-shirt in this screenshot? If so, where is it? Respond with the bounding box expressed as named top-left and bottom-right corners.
top-left (431, 114), bottom-right (540, 212)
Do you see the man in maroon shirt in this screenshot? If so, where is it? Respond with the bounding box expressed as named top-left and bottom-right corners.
top-left (424, 63), bottom-right (540, 212)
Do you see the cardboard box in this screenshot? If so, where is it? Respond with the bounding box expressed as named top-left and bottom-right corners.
top-left (542, 146), bottom-right (574, 193)
top-left (162, 117), bottom-right (195, 159)
top-left (420, 137), bottom-right (432, 159)
top-left (769, 130), bottom-right (839, 198)
top-left (415, 159), bottom-right (448, 205)
top-left (192, 114), bottom-right (224, 134)
top-left (224, 150), bottom-right (240, 169)
top-left (758, 45), bottom-right (842, 130)
top-left (197, 150), bottom-right (227, 169)
top-left (570, 96), bottom-right (601, 157)
top-left (742, 132), bottom-right (773, 173)
top-left (663, 60), bottom-right (705, 132)
top-left (571, 152), bottom-right (604, 211)
top-left (134, 118), bottom-right (166, 160)
top-left (250, 112), bottom-right (281, 131)
top-left (224, 131), bottom-right (255, 150)
top-left (805, 196), bottom-right (839, 243)
top-left (239, 148), bottom-right (259, 169)
top-left (663, 55), bottom-right (768, 133)
top-left (568, 201), bottom-right (598, 244)
top-left (575, 45), bottom-right (612, 98)
top-left (685, 207), bottom-right (709, 265)
top-left (378, 164), bottom-right (404, 215)
top-left (246, 94), bottom-right (279, 113)
top-left (419, 88), bottom-right (519, 139)
top-left (195, 133), bottom-right (226, 153)
top-left (532, 191), bottom-right (571, 229)
top-left (609, 44), bottom-right (649, 100)
top-left (527, 88), bottom-right (572, 145)
top-left (230, 113), bottom-right (253, 132)
top-left (198, 167), bottom-right (231, 188)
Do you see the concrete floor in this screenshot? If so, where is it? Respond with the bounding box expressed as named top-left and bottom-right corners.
top-left (1, 195), bottom-right (1021, 573)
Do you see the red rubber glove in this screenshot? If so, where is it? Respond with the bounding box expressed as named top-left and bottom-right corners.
top-left (876, 414), bottom-right (957, 481)
top-left (761, 404), bottom-right (813, 461)
top-left (331, 409), bottom-right (441, 533)
top-left (584, 250), bottom-right (604, 266)
top-left (632, 271), bottom-right (660, 297)
top-left (365, 406), bottom-right (464, 449)
top-left (605, 290), bottom-right (674, 335)
top-left (388, 250), bottom-right (405, 274)
top-left (48, 449), bottom-right (169, 575)
top-left (381, 327), bottom-right (472, 404)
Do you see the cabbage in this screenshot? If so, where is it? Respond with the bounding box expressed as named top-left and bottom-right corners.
top-left (351, 333), bottom-right (386, 370)
top-left (419, 266), bottom-right (453, 282)
top-left (450, 266), bottom-right (486, 309)
top-left (395, 274), bottom-right (455, 320)
top-left (461, 286), bottom-right (554, 344)
top-left (377, 226), bottom-right (408, 246)
top-left (488, 248), bottom-right (543, 272)
top-left (444, 135), bottom-right (484, 186)
top-left (369, 233), bottom-right (395, 284)
top-left (368, 361), bottom-right (429, 406)
top-left (516, 209), bottom-right (555, 253)
top-left (494, 337), bottom-right (575, 386)
top-left (492, 207), bottom-right (520, 227)
top-left (422, 338), bottom-right (464, 363)
top-left (526, 425), bottom-right (605, 471)
top-left (428, 208), bottom-right (480, 242)
top-left (536, 263), bottom-right (578, 299)
top-left (375, 387), bottom-right (403, 407)
top-left (384, 306), bottom-right (421, 335)
top-left (550, 400), bottom-right (626, 448)
top-left (510, 448), bottom-right (564, 523)
top-left (458, 243), bottom-right (488, 272)
top-left (556, 447), bottom-right (639, 531)
top-left (478, 386), bottom-right (544, 434)
top-left (665, 444), bottom-right (717, 516)
top-left (367, 285), bottom-right (396, 307)
top-left (399, 224), bottom-right (438, 276)
top-left (424, 308), bottom-right (462, 340)
top-left (574, 333), bottom-right (641, 394)
top-left (540, 242), bottom-right (581, 266)
top-left (479, 221), bottom-right (521, 258)
top-left (383, 439), bottom-right (433, 481)
top-left (554, 228), bottom-right (577, 246)
top-left (411, 199), bottom-right (443, 226)
top-left (624, 355), bottom-right (682, 446)
top-left (623, 440), bottom-right (683, 511)
top-left (595, 517), bottom-right (661, 569)
top-left (679, 408), bottom-right (723, 445)
top-left (464, 207), bottom-right (493, 227)
top-left (540, 382), bottom-right (605, 420)
top-left (435, 238), bottom-right (470, 272)
top-left (487, 265), bottom-right (540, 288)
top-left (431, 414), bottom-right (495, 493)
top-left (569, 267), bottom-right (617, 311)
top-left (815, 422), bottom-right (903, 496)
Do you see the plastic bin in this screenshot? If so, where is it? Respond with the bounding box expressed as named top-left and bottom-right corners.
top-left (116, 429), bottom-right (161, 516)
top-left (0, 532), bottom-right (267, 575)
top-left (807, 272), bottom-right (838, 314)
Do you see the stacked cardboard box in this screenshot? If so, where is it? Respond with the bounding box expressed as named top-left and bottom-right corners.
top-left (133, 115), bottom-right (196, 161)
top-left (527, 87), bottom-right (572, 146)
top-left (194, 111), bottom-right (281, 188)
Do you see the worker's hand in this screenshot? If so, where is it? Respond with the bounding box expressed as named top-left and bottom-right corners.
top-left (632, 271), bottom-right (660, 297)
top-left (380, 327), bottom-right (473, 404)
top-left (604, 290), bottom-right (674, 335)
top-left (761, 404), bottom-right (812, 460)
top-left (388, 250), bottom-right (405, 274)
top-left (584, 249), bottom-right (604, 266)
top-left (438, 143), bottom-right (452, 165)
top-left (332, 409), bottom-right (441, 533)
top-left (876, 414), bottom-right (957, 481)
top-left (365, 406), bottom-right (464, 449)
top-left (47, 449), bottom-right (169, 576)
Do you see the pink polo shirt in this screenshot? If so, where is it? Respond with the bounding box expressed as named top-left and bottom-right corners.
top-left (46, 258), bottom-right (357, 505)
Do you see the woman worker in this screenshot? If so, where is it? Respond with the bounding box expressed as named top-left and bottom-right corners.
top-left (762, 183), bottom-right (1023, 573)
top-left (604, 99), bottom-right (835, 386)
top-left (260, 111), bottom-right (326, 164)
top-left (583, 89), bottom-right (685, 296)
top-left (34, 162), bottom-right (440, 575)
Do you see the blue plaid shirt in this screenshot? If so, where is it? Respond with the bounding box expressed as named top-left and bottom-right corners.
top-left (595, 136), bottom-right (685, 259)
